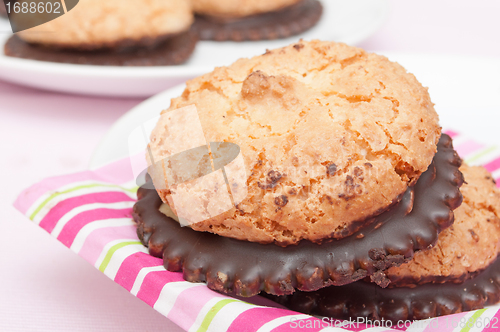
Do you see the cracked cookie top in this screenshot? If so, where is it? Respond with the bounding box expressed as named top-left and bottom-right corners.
top-left (148, 40), bottom-right (441, 245)
top-left (16, 0), bottom-right (193, 50)
top-left (192, 0), bottom-right (303, 18)
top-left (386, 164), bottom-right (500, 286)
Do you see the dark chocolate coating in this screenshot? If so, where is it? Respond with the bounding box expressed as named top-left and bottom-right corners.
top-left (4, 30), bottom-right (198, 66)
top-left (192, 0), bottom-right (323, 41)
top-left (133, 134), bottom-right (463, 297)
top-left (265, 255), bottom-right (500, 322)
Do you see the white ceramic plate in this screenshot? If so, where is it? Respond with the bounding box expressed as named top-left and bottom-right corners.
top-left (89, 53), bottom-right (500, 169)
top-left (0, 0), bottom-right (389, 98)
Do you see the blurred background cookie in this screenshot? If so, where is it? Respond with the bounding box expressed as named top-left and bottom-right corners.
top-left (4, 0), bottom-right (198, 66)
top-left (192, 0), bottom-right (323, 41)
top-left (193, 0), bottom-right (304, 18)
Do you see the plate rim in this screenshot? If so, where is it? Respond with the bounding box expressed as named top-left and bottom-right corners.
top-left (89, 84), bottom-right (187, 169)
top-left (0, 0), bottom-right (390, 95)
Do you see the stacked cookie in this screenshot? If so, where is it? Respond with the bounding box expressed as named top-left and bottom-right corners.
top-left (133, 40), bottom-right (500, 321)
top-left (3, 0), bottom-right (322, 65)
top-left (268, 165), bottom-right (500, 321)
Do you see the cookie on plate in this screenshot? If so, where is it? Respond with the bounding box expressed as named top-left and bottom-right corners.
top-left (4, 0), bottom-right (198, 66)
top-left (148, 40), bottom-right (442, 245)
top-left (192, 0), bottom-right (323, 41)
top-left (267, 164), bottom-right (500, 321)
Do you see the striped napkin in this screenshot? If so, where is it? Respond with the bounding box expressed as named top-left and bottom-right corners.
top-left (13, 130), bottom-right (500, 332)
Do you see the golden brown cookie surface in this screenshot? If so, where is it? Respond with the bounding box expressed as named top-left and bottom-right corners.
top-left (15, 0), bottom-right (193, 50)
top-left (386, 164), bottom-right (500, 285)
top-left (148, 40), bottom-right (441, 245)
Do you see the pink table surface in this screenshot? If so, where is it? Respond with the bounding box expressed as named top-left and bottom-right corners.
top-left (1, 1), bottom-right (499, 331)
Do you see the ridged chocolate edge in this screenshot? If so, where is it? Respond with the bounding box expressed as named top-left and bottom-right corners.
top-left (265, 254), bottom-right (500, 322)
top-left (132, 134), bottom-right (463, 297)
top-left (192, 0), bottom-right (323, 41)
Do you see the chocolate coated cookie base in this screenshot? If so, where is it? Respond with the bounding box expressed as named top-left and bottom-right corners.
top-left (132, 135), bottom-right (463, 297)
top-left (4, 30), bottom-right (198, 66)
top-left (193, 0), bottom-right (323, 41)
top-left (266, 255), bottom-right (500, 322)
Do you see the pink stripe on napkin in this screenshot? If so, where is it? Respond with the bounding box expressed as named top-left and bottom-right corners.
top-left (57, 208), bottom-right (132, 247)
top-left (39, 191), bottom-right (134, 232)
top-left (169, 285), bottom-right (227, 331)
top-left (227, 307), bottom-right (305, 332)
top-left (79, 225), bottom-right (138, 264)
top-left (114, 252), bottom-right (163, 291)
top-left (482, 308), bottom-right (500, 332)
top-left (483, 156), bottom-right (500, 173)
top-left (136, 271), bottom-right (185, 307)
top-left (444, 129), bottom-right (459, 138)
top-left (14, 156), bottom-right (135, 214)
top-left (15, 129), bottom-right (500, 332)
top-left (271, 317), bottom-right (325, 332)
top-left (454, 140), bottom-right (486, 157)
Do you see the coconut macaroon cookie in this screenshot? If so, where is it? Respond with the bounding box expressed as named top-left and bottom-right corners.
top-left (4, 0), bottom-right (198, 66)
top-left (192, 0), bottom-right (323, 41)
top-left (15, 0), bottom-right (192, 49)
top-left (148, 40), bottom-right (441, 245)
top-left (135, 133), bottom-right (463, 296)
top-left (268, 164), bottom-right (500, 321)
top-left (386, 164), bottom-right (500, 286)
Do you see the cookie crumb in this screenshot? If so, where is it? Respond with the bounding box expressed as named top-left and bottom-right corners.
top-left (469, 229), bottom-right (480, 242)
top-left (369, 248), bottom-right (385, 261)
top-left (370, 271), bottom-right (391, 288)
top-left (326, 163), bottom-right (338, 176)
top-left (217, 272), bottom-right (228, 283)
top-left (354, 167), bottom-right (363, 177)
top-left (268, 170), bottom-right (282, 182)
top-left (275, 195), bottom-right (289, 207)
top-left (293, 43), bottom-right (304, 51)
top-left (258, 170), bottom-right (283, 189)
